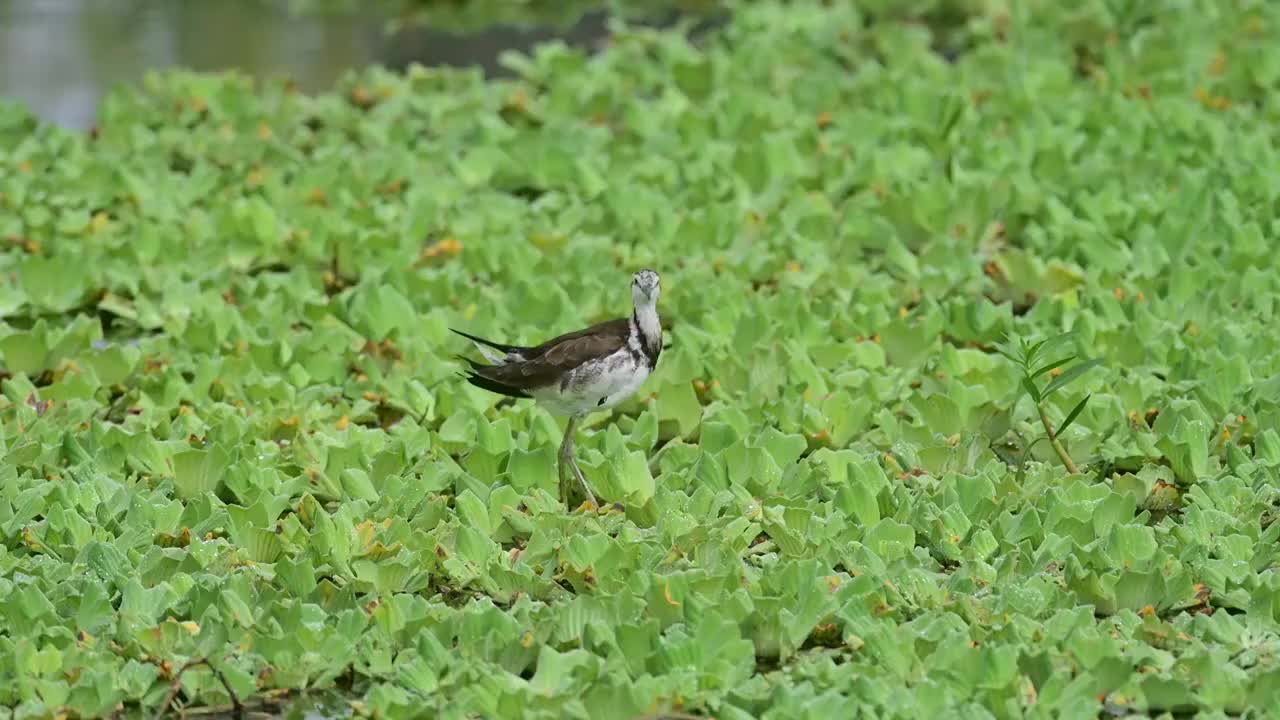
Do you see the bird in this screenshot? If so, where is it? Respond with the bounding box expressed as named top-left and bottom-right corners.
top-left (453, 269), bottom-right (663, 509)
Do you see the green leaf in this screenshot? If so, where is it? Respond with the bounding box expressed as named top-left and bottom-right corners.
top-left (991, 340), bottom-right (1022, 366)
top-left (340, 468), bottom-right (379, 502)
top-left (656, 380), bottom-right (702, 438)
top-left (455, 490), bottom-right (492, 535)
top-left (1056, 394), bottom-right (1091, 437)
top-left (529, 646), bottom-right (594, 696)
top-left (171, 446), bottom-right (231, 501)
top-left (84, 541), bottom-right (130, 586)
top-left (0, 330), bottom-right (49, 376)
top-left (1031, 354), bottom-right (1077, 379)
top-left (824, 452), bottom-right (885, 526)
top-left (1020, 376), bottom-right (1042, 404)
top-left (863, 518), bottom-right (915, 562)
top-left (1042, 358), bottom-right (1102, 398)
top-left (14, 584), bottom-right (56, 622)
top-left (243, 527), bottom-right (283, 563)
top-left (1253, 428), bottom-right (1280, 467)
top-left (1108, 524), bottom-right (1159, 569)
top-left (76, 579), bottom-right (115, 633)
top-left (275, 555), bottom-right (318, 597)
top-left (19, 254), bottom-right (88, 312)
top-left (1155, 418), bottom-right (1211, 484)
top-left (507, 445), bottom-right (556, 494)
top-left (609, 450), bottom-right (655, 507)
top-left (245, 197), bottom-right (278, 244)
top-left (220, 586), bottom-right (256, 627)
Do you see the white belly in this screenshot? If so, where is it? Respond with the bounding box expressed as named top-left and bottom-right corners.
top-left (529, 348), bottom-right (651, 416)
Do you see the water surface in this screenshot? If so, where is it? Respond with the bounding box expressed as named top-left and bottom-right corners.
top-left (0, 0), bottom-right (632, 129)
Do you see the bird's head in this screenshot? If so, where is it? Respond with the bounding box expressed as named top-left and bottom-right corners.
top-left (632, 269), bottom-right (660, 308)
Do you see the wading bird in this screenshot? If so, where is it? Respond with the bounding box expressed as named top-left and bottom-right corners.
top-left (454, 269), bottom-right (662, 508)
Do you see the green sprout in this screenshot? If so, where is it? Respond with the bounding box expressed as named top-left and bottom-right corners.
top-left (995, 332), bottom-right (1102, 475)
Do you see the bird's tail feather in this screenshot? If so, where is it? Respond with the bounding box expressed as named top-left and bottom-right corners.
top-left (450, 328), bottom-right (528, 364)
top-left (456, 357), bottom-right (533, 399)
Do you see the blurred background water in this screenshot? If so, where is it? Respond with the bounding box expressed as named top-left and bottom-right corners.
top-left (0, 0), bottom-right (715, 130)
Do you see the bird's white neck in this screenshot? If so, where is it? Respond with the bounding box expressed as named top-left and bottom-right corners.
top-left (631, 302), bottom-right (661, 354)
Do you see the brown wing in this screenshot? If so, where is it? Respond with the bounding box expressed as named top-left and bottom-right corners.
top-left (526, 317), bottom-right (630, 357)
top-left (466, 317), bottom-right (629, 393)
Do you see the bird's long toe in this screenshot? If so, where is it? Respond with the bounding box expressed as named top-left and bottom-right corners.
top-left (570, 460), bottom-right (598, 511)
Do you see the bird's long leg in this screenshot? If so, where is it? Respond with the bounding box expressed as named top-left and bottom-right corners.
top-left (558, 414), bottom-right (597, 510)
top-left (557, 417), bottom-right (574, 505)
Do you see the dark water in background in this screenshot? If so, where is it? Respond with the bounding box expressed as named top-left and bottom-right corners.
top-left (0, 0), bottom-right (713, 130)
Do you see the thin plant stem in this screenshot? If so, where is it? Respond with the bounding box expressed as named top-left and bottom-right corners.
top-left (1038, 403), bottom-right (1079, 474)
top-left (150, 658), bottom-right (243, 720)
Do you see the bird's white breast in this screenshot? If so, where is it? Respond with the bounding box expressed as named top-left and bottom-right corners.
top-left (530, 348), bottom-right (650, 416)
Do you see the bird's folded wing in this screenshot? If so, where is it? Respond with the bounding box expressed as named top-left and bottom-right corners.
top-left (474, 319), bottom-right (630, 391)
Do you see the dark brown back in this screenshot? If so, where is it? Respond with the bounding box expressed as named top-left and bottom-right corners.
top-left (473, 317), bottom-right (630, 391)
